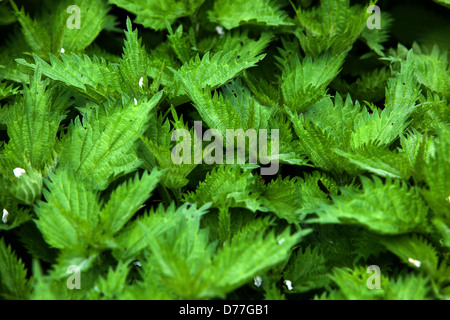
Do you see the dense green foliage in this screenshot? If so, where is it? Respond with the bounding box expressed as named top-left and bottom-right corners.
top-left (0, 0), bottom-right (449, 300)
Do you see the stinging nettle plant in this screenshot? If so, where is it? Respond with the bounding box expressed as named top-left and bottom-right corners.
top-left (0, 0), bottom-right (449, 301)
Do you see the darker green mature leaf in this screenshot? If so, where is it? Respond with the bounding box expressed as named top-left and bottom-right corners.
top-left (334, 146), bottom-right (412, 179)
top-left (109, 0), bottom-right (206, 31)
top-left (10, 0), bottom-right (53, 57)
top-left (293, 0), bottom-right (371, 56)
top-left (360, 12), bottom-right (394, 56)
top-left (379, 234), bottom-right (439, 275)
top-left (208, 0), bottom-right (293, 29)
top-left (420, 127), bottom-right (450, 247)
top-left (283, 245), bottom-right (330, 293)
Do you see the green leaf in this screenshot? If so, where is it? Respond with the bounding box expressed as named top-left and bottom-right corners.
top-left (2, 67), bottom-right (64, 169)
top-left (281, 50), bottom-right (348, 112)
top-left (34, 169), bottom-right (103, 250)
top-left (100, 168), bottom-right (162, 235)
top-left (309, 176), bottom-right (430, 235)
top-left (379, 234), bottom-right (439, 275)
top-left (0, 238), bottom-right (30, 299)
top-left (63, 0), bottom-right (111, 52)
top-left (282, 245), bottom-right (330, 293)
top-left (109, 0), bottom-right (206, 31)
top-left (119, 17), bottom-right (149, 97)
top-left (58, 92), bottom-right (162, 190)
top-left (208, 0), bottom-right (293, 30)
top-left (168, 50), bottom-right (265, 106)
top-left (17, 53), bottom-right (123, 103)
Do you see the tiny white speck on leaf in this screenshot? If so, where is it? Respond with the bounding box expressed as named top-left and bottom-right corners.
top-left (284, 280), bottom-right (293, 291)
top-left (134, 98), bottom-right (138, 105)
top-left (408, 258), bottom-right (421, 268)
top-left (133, 261), bottom-right (142, 267)
top-left (13, 168), bottom-right (26, 178)
top-left (215, 25), bottom-right (224, 37)
top-left (2, 209), bottom-right (8, 224)
top-left (254, 276), bottom-right (262, 287)
top-left (277, 238), bottom-right (285, 245)
top-left (60, 48), bottom-right (65, 53)
top-left (139, 77), bottom-right (144, 88)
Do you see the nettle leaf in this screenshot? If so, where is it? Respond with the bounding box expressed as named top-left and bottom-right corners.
top-left (281, 50), bottom-right (348, 113)
top-left (399, 130), bottom-right (435, 181)
top-left (286, 109), bottom-right (360, 178)
top-left (328, 265), bottom-right (431, 300)
top-left (378, 234), bottom-right (439, 275)
top-left (119, 17), bottom-right (149, 97)
top-left (168, 50), bottom-right (265, 106)
top-left (420, 127), bottom-right (450, 247)
top-left (0, 238), bottom-right (30, 299)
top-left (17, 53), bottom-right (123, 103)
top-left (351, 52), bottom-right (421, 149)
top-left (34, 169), bottom-right (103, 250)
top-left (11, 0), bottom-right (110, 57)
top-left (184, 165), bottom-right (264, 212)
top-left (135, 200), bottom-right (306, 299)
top-left (0, 196), bottom-right (32, 230)
top-left (293, 0), bottom-right (371, 56)
top-left (208, 0), bottom-right (293, 30)
top-left (360, 11), bottom-right (394, 56)
top-left (210, 30), bottom-right (274, 59)
top-left (282, 245), bottom-right (330, 293)
top-left (202, 226), bottom-right (308, 299)
top-left (167, 24), bottom-right (195, 64)
top-left (259, 176), bottom-right (302, 223)
top-left (99, 168), bottom-right (163, 234)
top-left (109, 0), bottom-right (206, 31)
top-left (433, 0), bottom-right (450, 8)
top-left (2, 68), bottom-right (63, 169)
top-left (114, 202), bottom-right (211, 261)
top-left (138, 109), bottom-right (197, 190)
top-left (308, 176), bottom-right (430, 235)
top-left (0, 81), bottom-right (20, 101)
top-left (63, 0), bottom-right (111, 52)
top-left (412, 44), bottom-right (450, 97)
top-left (334, 146), bottom-right (412, 179)
top-left (35, 167), bottom-right (162, 251)
top-left (59, 92), bottom-right (163, 190)
top-left (332, 67), bottom-right (391, 103)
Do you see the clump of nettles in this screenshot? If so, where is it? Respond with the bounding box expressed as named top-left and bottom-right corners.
top-left (0, 0), bottom-right (449, 300)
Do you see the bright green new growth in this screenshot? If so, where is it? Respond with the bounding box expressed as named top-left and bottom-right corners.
top-left (0, 0), bottom-right (449, 301)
